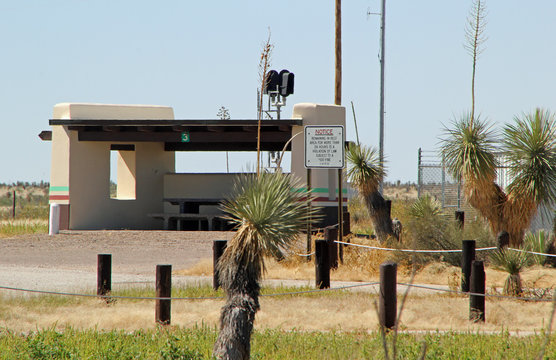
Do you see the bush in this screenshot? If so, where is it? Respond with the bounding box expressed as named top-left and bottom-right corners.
top-left (523, 230), bottom-right (554, 266)
top-left (489, 248), bottom-right (530, 296)
top-left (402, 196), bottom-right (494, 267)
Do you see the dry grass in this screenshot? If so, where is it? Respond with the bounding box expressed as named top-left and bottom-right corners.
top-left (383, 184), bottom-right (418, 201)
top-left (1, 291), bottom-right (553, 334)
top-left (175, 236), bottom-right (556, 289)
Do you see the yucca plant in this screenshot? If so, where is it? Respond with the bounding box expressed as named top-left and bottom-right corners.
top-left (523, 230), bottom-right (554, 266)
top-left (408, 194), bottom-right (442, 219)
top-left (442, 109), bottom-right (556, 246)
top-left (489, 248), bottom-right (530, 296)
top-left (501, 109), bottom-right (556, 242)
top-left (212, 171), bottom-right (318, 360)
top-left (346, 143), bottom-right (397, 242)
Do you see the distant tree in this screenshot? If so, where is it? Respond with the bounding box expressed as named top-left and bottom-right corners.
top-left (217, 106), bottom-right (230, 120)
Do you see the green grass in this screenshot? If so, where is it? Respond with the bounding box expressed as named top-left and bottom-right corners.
top-left (0, 220), bottom-right (49, 237)
top-left (0, 326), bottom-right (553, 359)
top-left (0, 284), bottom-right (355, 312)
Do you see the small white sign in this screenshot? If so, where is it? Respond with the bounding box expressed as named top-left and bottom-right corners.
top-left (304, 125), bottom-right (345, 169)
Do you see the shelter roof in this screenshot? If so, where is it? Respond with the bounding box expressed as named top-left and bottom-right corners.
top-left (42, 119), bottom-right (302, 151)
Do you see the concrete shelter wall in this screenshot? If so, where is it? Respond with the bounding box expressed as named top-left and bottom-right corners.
top-left (291, 103), bottom-right (347, 226)
top-left (49, 103), bottom-right (175, 230)
top-left (69, 141), bottom-right (174, 229)
top-left (163, 173), bottom-right (239, 213)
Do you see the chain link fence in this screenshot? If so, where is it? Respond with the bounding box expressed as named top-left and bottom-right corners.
top-left (417, 148), bottom-right (554, 231)
top-left (417, 149), bottom-right (511, 217)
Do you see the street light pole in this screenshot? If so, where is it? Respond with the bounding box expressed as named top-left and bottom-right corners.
top-left (379, 0), bottom-right (386, 193)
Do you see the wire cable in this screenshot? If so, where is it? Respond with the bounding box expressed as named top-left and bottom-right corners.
top-left (335, 240), bottom-right (497, 253)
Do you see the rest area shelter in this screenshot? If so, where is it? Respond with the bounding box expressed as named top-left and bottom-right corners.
top-left (41, 102), bottom-right (348, 231)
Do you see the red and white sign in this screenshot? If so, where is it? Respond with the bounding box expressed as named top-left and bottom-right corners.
top-left (304, 125), bottom-right (345, 169)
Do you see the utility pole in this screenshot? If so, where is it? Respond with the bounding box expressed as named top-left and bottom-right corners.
top-left (335, 0), bottom-right (342, 106)
top-left (378, 0), bottom-right (386, 193)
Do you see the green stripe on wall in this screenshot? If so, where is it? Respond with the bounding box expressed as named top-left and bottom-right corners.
top-left (50, 186), bottom-right (69, 192)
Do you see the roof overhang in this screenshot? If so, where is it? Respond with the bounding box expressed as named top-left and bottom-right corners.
top-left (43, 119), bottom-right (303, 151)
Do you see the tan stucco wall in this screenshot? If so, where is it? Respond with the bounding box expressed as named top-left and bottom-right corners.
top-left (116, 150), bottom-right (137, 200)
top-left (291, 103), bottom-right (347, 207)
top-left (53, 103), bottom-right (174, 120)
top-left (163, 173), bottom-right (239, 213)
top-left (49, 103), bottom-right (175, 230)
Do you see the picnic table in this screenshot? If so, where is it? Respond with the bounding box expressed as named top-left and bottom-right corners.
top-left (148, 198), bottom-right (225, 231)
top-left (163, 198), bottom-right (223, 213)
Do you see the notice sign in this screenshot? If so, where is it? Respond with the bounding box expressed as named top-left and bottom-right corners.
top-left (304, 125), bottom-right (345, 169)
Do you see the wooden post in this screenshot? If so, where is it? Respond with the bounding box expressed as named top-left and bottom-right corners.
top-left (324, 226), bottom-right (338, 269)
top-left (338, 169), bottom-right (343, 264)
top-left (461, 240), bottom-right (476, 292)
top-left (343, 211), bottom-right (350, 236)
top-left (97, 254), bottom-right (112, 297)
top-left (379, 261), bottom-right (397, 330)
top-left (213, 240), bottom-right (227, 290)
top-left (315, 239), bottom-right (330, 289)
top-left (455, 210), bottom-right (465, 229)
top-left (306, 168), bottom-right (312, 262)
top-left (12, 190), bottom-right (16, 218)
top-left (469, 260), bottom-right (485, 322)
top-left (497, 231), bottom-right (509, 249)
top-left (156, 264), bottom-right (172, 325)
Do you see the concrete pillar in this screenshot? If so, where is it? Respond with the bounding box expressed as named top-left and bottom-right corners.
top-left (291, 103), bottom-right (347, 227)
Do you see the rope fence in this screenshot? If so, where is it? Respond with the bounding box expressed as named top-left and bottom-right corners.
top-left (0, 282), bottom-right (379, 301)
top-left (335, 240), bottom-right (556, 257)
top-left (0, 280), bottom-right (552, 302)
top-left (1, 238), bottom-right (554, 326)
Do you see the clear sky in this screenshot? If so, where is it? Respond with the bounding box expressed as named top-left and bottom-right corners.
top-left (1, 1), bottom-right (555, 184)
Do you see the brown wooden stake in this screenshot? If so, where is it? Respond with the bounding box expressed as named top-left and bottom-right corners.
top-left (469, 260), bottom-right (485, 322)
top-left (461, 240), bottom-right (476, 292)
top-left (156, 264), bottom-right (172, 325)
top-left (343, 211), bottom-right (350, 236)
top-left (213, 240), bottom-right (227, 290)
top-left (497, 231), bottom-right (509, 249)
top-left (455, 210), bottom-right (465, 229)
top-left (97, 254), bottom-right (112, 298)
top-left (315, 239), bottom-right (330, 289)
top-left (12, 191), bottom-right (16, 219)
top-left (324, 226), bottom-right (338, 269)
top-left (379, 261), bottom-right (397, 330)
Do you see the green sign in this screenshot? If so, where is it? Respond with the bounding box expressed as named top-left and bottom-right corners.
top-left (181, 131), bottom-right (190, 142)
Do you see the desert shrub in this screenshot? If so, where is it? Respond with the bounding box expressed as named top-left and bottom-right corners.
top-left (347, 196), bottom-right (376, 236)
top-left (489, 248), bottom-right (530, 296)
top-left (523, 230), bottom-right (554, 266)
top-left (401, 196), bottom-right (494, 267)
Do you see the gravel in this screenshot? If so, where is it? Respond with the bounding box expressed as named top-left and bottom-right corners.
top-left (0, 230), bottom-right (230, 293)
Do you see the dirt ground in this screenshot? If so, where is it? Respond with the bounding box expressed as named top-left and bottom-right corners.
top-left (1, 230), bottom-right (554, 291)
top-left (0, 230), bottom-right (231, 292)
top-left (0, 230), bottom-right (554, 334)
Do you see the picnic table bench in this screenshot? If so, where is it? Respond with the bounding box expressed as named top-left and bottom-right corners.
top-left (148, 212), bottom-right (225, 231)
top-left (163, 198), bottom-right (223, 213)
top-left (149, 197), bottom-right (226, 231)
